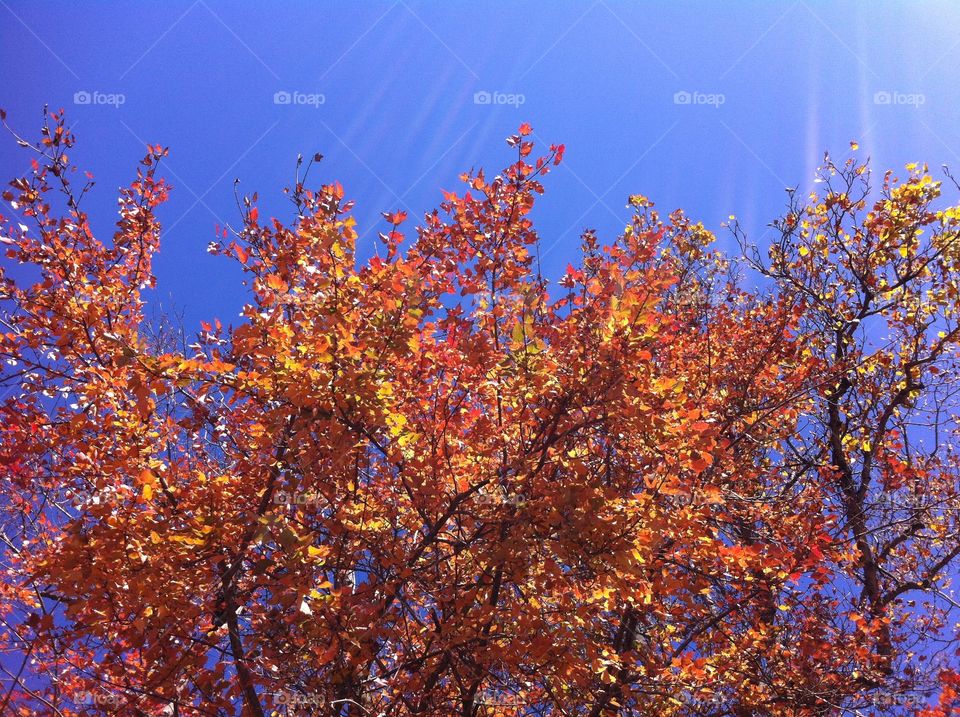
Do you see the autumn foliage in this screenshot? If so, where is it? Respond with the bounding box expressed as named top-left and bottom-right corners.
top-left (1, 111), bottom-right (960, 715)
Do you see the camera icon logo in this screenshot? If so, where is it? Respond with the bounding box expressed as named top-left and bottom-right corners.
top-left (274, 91), bottom-right (292, 105)
top-left (673, 90), bottom-right (692, 105)
top-left (474, 90), bottom-right (492, 105)
top-left (873, 90), bottom-right (892, 105)
top-left (74, 91), bottom-right (92, 105)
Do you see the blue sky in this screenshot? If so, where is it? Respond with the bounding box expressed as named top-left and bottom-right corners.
top-left (2, 1), bottom-right (960, 331)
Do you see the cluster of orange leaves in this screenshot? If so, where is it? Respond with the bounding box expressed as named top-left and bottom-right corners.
top-left (0, 113), bottom-right (959, 715)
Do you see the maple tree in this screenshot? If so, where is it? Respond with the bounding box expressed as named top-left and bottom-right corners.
top-left (1, 111), bottom-right (959, 716)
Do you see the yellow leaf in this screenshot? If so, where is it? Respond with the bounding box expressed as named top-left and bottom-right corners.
top-left (142, 483), bottom-right (153, 501)
top-left (386, 412), bottom-right (407, 436)
top-left (315, 581), bottom-right (333, 592)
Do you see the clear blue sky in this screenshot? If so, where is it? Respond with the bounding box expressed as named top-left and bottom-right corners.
top-left (2, 1), bottom-right (959, 331)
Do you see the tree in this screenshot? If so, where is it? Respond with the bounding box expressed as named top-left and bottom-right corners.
top-left (0, 111), bottom-right (958, 716)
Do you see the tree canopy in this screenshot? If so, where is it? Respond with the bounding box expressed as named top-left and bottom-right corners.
top-left (1, 112), bottom-right (959, 715)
